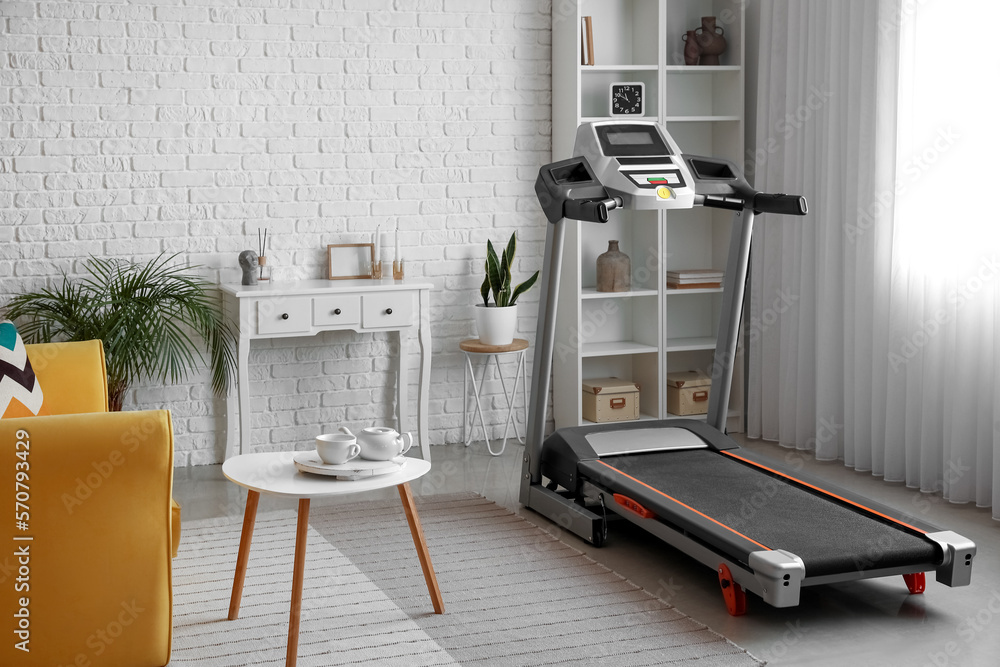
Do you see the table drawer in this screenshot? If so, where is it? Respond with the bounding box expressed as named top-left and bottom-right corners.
top-left (313, 295), bottom-right (361, 327)
top-left (257, 297), bottom-right (310, 335)
top-left (363, 293), bottom-right (414, 328)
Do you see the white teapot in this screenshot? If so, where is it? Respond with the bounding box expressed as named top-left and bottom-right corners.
top-left (339, 426), bottom-right (412, 461)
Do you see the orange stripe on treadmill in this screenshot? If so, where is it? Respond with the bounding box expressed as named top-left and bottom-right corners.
top-left (720, 451), bottom-right (927, 534)
top-left (595, 460), bottom-right (771, 551)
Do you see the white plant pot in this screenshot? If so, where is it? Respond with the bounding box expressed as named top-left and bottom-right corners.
top-left (473, 304), bottom-right (517, 346)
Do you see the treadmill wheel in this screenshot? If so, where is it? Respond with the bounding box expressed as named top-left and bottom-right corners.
top-left (718, 564), bottom-right (747, 616)
top-left (903, 572), bottom-right (926, 595)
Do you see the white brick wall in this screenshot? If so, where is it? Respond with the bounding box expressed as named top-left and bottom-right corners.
top-left (1, 0), bottom-right (553, 466)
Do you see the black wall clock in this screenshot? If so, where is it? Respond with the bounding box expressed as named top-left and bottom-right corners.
top-left (610, 82), bottom-right (645, 116)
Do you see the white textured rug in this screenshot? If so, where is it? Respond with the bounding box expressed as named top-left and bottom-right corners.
top-left (170, 493), bottom-right (762, 666)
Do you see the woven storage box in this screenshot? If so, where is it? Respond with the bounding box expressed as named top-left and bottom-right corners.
top-left (666, 371), bottom-right (711, 416)
top-left (582, 377), bottom-right (640, 423)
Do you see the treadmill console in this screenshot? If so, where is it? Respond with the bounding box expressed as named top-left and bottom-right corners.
top-left (573, 121), bottom-right (696, 211)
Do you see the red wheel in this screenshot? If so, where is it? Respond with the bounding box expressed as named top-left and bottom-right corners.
top-left (718, 563), bottom-right (747, 616)
top-left (903, 572), bottom-right (926, 594)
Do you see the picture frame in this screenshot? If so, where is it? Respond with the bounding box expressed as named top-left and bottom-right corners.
top-left (327, 243), bottom-right (374, 280)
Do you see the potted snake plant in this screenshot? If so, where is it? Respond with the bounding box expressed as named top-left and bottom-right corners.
top-left (475, 232), bottom-right (539, 346)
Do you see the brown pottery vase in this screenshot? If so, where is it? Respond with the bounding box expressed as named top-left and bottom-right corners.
top-left (596, 240), bottom-right (631, 292)
top-left (682, 30), bottom-right (701, 66)
top-left (695, 16), bottom-right (727, 66)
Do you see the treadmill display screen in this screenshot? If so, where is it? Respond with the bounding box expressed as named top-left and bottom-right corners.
top-left (596, 125), bottom-right (671, 157)
top-left (606, 132), bottom-right (654, 146)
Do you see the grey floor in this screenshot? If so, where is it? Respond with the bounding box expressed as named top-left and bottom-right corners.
top-left (175, 435), bottom-right (999, 666)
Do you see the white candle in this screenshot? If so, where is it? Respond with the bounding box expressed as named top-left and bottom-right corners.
top-left (374, 225), bottom-right (380, 263)
top-left (395, 223), bottom-right (400, 261)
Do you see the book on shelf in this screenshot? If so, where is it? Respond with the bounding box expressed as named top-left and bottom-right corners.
top-left (667, 269), bottom-right (723, 289)
top-left (581, 16), bottom-right (594, 66)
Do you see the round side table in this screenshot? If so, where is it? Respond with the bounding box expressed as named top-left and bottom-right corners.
top-left (460, 337), bottom-right (529, 456)
top-left (222, 453), bottom-right (444, 667)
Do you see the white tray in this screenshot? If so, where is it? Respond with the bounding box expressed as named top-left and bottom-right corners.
top-left (293, 451), bottom-right (407, 481)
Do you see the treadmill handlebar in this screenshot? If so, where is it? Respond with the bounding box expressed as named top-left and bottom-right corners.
top-left (700, 192), bottom-right (809, 216)
top-left (700, 195), bottom-right (745, 212)
top-left (565, 196), bottom-right (623, 223)
top-left (752, 193), bottom-right (808, 216)
top-left (534, 155), bottom-right (615, 224)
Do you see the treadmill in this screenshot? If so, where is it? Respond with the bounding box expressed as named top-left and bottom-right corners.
top-left (522, 120), bottom-right (976, 614)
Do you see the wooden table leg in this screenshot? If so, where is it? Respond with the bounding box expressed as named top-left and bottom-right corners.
top-left (397, 482), bottom-right (445, 614)
top-left (286, 498), bottom-right (310, 667)
top-left (228, 489), bottom-right (260, 620)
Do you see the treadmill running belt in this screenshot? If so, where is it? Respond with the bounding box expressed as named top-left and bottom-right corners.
top-left (588, 450), bottom-right (940, 577)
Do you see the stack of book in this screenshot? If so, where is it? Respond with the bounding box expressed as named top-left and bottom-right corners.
top-left (666, 269), bottom-right (724, 289)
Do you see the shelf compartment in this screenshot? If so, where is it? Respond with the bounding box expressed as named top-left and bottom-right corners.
top-left (666, 206), bottom-right (731, 272)
top-left (665, 68), bottom-right (742, 118)
top-left (580, 69), bottom-right (659, 119)
top-left (581, 208), bottom-right (660, 292)
top-left (665, 119), bottom-right (742, 164)
top-left (667, 291), bottom-right (721, 345)
top-left (664, 0), bottom-right (744, 69)
top-left (582, 351), bottom-right (659, 419)
top-left (577, 293), bottom-right (658, 351)
top-left (580, 0), bottom-right (661, 67)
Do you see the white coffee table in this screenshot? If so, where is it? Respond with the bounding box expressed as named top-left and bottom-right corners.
top-left (222, 452), bottom-right (444, 667)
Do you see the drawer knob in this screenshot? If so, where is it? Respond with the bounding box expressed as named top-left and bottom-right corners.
top-left (281, 313), bottom-right (289, 320)
top-left (333, 308), bottom-right (342, 315)
top-left (385, 307), bottom-right (393, 315)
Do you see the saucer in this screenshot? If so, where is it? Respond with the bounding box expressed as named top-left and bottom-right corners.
top-left (293, 450), bottom-right (407, 481)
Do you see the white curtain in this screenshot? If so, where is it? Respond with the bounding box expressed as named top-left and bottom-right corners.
top-left (748, 0), bottom-right (1000, 518)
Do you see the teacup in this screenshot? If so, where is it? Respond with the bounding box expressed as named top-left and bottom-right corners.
top-left (315, 433), bottom-right (361, 465)
top-left (339, 426), bottom-right (412, 461)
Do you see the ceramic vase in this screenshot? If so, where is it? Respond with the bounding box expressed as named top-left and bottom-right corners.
top-left (682, 30), bottom-right (701, 66)
top-left (695, 16), bottom-right (727, 66)
top-left (596, 240), bottom-right (631, 292)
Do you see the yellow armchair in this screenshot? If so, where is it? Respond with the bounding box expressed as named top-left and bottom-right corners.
top-left (1, 341), bottom-right (175, 666)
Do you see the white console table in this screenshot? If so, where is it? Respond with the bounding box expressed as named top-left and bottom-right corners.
top-left (220, 279), bottom-right (433, 461)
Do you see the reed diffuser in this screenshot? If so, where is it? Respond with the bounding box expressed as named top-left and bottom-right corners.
top-left (257, 228), bottom-right (271, 281)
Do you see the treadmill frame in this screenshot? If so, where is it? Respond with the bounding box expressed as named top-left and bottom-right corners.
top-left (521, 129), bottom-right (976, 611)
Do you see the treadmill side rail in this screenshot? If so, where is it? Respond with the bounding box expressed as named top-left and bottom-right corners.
top-left (748, 550), bottom-right (806, 608)
top-left (925, 530), bottom-right (976, 587)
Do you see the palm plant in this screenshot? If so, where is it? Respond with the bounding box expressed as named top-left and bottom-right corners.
top-left (480, 232), bottom-right (539, 308)
top-left (3, 253), bottom-right (237, 411)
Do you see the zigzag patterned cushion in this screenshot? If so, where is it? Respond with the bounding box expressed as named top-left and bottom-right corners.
top-left (0, 320), bottom-right (47, 419)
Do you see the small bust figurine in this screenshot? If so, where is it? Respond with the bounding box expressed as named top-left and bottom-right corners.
top-left (238, 250), bottom-right (259, 285)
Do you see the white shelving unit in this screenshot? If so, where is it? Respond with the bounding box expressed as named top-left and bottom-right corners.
top-left (551, 0), bottom-right (745, 430)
